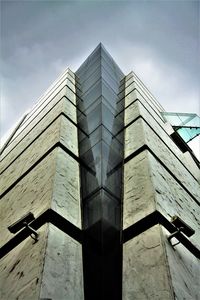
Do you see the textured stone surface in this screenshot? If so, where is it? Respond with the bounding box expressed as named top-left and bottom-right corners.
top-left (123, 120), bottom-right (200, 299)
top-left (51, 147), bottom-right (81, 228)
top-left (0, 225), bottom-right (48, 300)
top-left (1, 96), bottom-right (76, 171)
top-left (123, 100), bottom-right (140, 126)
top-left (180, 151), bottom-right (200, 182)
top-left (125, 118), bottom-right (200, 202)
top-left (35, 70), bottom-right (75, 107)
top-left (123, 225), bottom-right (173, 300)
top-left (162, 228), bottom-right (200, 300)
top-left (0, 149), bottom-right (57, 246)
top-left (1, 115), bottom-right (78, 195)
top-left (149, 152), bottom-right (200, 234)
top-left (125, 73), bottom-right (164, 114)
top-left (24, 76), bottom-right (76, 123)
top-left (0, 68), bottom-right (83, 300)
top-left (148, 152), bottom-right (200, 299)
top-left (1, 77), bottom-right (75, 159)
top-left (123, 73), bottom-right (200, 299)
top-left (124, 86), bottom-right (165, 127)
top-left (125, 117), bottom-right (145, 158)
top-left (40, 225), bottom-right (84, 300)
top-left (123, 150), bottom-right (155, 229)
top-left (125, 99), bottom-right (199, 182)
top-left (60, 114), bottom-right (78, 156)
top-left (124, 96), bottom-right (167, 139)
top-left (0, 145), bottom-right (82, 299)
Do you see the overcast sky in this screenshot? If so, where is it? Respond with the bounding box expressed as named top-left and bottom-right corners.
top-left (0, 0), bottom-right (199, 155)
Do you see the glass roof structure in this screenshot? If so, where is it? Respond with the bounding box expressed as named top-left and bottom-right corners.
top-left (161, 112), bottom-right (200, 143)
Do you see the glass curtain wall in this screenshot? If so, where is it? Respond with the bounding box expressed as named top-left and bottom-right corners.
top-left (76, 43), bottom-right (125, 300)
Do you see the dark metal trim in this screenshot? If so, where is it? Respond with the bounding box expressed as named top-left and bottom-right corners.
top-left (0, 209), bottom-right (82, 259)
top-left (107, 140), bottom-right (199, 207)
top-left (123, 211), bottom-right (200, 259)
top-left (1, 209), bottom-right (199, 260)
top-left (114, 109), bottom-right (199, 183)
top-left (0, 141), bottom-right (95, 199)
top-left (0, 111), bottom-right (88, 176)
top-left (0, 96), bottom-right (86, 165)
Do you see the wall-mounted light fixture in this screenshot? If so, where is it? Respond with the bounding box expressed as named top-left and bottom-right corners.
top-left (168, 215), bottom-right (195, 247)
top-left (8, 212), bottom-right (39, 242)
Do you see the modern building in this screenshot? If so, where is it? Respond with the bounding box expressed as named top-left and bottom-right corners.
top-left (0, 43), bottom-right (200, 300)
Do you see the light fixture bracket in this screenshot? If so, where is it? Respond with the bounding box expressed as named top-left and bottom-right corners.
top-left (8, 212), bottom-right (39, 242)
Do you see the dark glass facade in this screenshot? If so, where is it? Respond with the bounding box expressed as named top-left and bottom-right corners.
top-left (76, 43), bottom-right (125, 299)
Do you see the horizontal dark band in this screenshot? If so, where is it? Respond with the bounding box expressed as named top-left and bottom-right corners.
top-left (0, 140), bottom-right (95, 199)
top-left (123, 210), bottom-right (200, 259)
top-left (0, 209), bottom-right (82, 259)
top-left (0, 111), bottom-right (88, 175)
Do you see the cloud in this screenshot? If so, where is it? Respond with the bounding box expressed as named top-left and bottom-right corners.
top-left (1, 0), bottom-right (199, 143)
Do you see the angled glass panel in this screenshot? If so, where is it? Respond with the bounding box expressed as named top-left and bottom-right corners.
top-left (81, 167), bottom-right (100, 199)
top-left (177, 127), bottom-right (200, 143)
top-left (101, 190), bottom-right (121, 228)
top-left (81, 56), bottom-right (101, 81)
top-left (78, 103), bottom-right (102, 134)
top-left (105, 167), bottom-right (122, 198)
top-left (76, 44), bottom-right (124, 300)
top-left (81, 79), bottom-right (102, 104)
top-left (102, 66), bottom-right (119, 91)
top-left (100, 46), bottom-right (124, 79)
top-left (83, 190), bottom-right (102, 229)
top-left (83, 189), bottom-right (121, 229)
top-left (102, 80), bottom-right (119, 106)
top-left (81, 66), bottom-right (101, 91)
top-left (79, 125), bottom-right (123, 157)
top-left (76, 45), bottom-right (101, 76)
top-left (162, 112), bottom-right (200, 142)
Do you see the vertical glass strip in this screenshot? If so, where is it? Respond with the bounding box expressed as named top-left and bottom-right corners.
top-left (76, 43), bottom-right (125, 300)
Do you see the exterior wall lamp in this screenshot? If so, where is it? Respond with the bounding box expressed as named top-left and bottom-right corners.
top-left (168, 215), bottom-right (195, 248)
top-left (8, 212), bottom-right (39, 242)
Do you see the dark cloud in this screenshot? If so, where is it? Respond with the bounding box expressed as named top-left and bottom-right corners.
top-left (1, 0), bottom-right (199, 146)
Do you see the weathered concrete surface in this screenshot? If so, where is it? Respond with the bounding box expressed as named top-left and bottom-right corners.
top-left (149, 152), bottom-right (200, 300)
top-left (123, 72), bottom-right (164, 115)
top-left (0, 147), bottom-right (82, 299)
top-left (1, 95), bottom-right (77, 170)
top-left (1, 115), bottom-right (78, 195)
top-left (0, 225), bottom-right (48, 300)
top-left (124, 86), bottom-right (165, 128)
top-left (125, 118), bottom-right (200, 202)
top-left (0, 68), bottom-right (83, 299)
top-left (124, 98), bottom-right (199, 182)
top-left (123, 73), bottom-right (200, 300)
top-left (0, 149), bottom-right (57, 247)
top-left (123, 225), bottom-right (173, 300)
top-left (40, 225), bottom-right (84, 300)
top-left (51, 147), bottom-right (81, 228)
top-left (123, 150), bottom-right (155, 229)
top-left (1, 73), bottom-right (76, 160)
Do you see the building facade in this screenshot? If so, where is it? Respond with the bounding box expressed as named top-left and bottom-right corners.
top-left (0, 44), bottom-right (200, 300)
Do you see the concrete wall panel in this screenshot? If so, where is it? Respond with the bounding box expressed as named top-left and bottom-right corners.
top-left (40, 225), bottom-right (84, 300)
top-left (1, 86), bottom-right (76, 160)
top-left (0, 149), bottom-right (57, 246)
top-left (1, 116), bottom-right (78, 195)
top-left (1, 96), bottom-right (76, 171)
top-left (123, 225), bottom-right (173, 300)
top-left (51, 148), bottom-right (81, 228)
top-left (0, 225), bottom-right (48, 300)
top-left (123, 151), bottom-right (155, 229)
top-left (125, 119), bottom-right (200, 202)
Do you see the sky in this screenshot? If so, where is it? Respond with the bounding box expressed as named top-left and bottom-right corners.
top-left (0, 0), bottom-right (199, 157)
